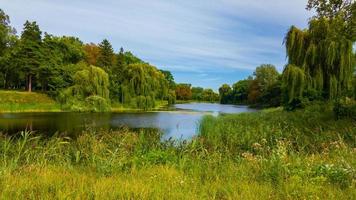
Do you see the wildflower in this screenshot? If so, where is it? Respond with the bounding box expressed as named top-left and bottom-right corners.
top-left (261, 138), bottom-right (267, 144)
top-left (252, 142), bottom-right (262, 151)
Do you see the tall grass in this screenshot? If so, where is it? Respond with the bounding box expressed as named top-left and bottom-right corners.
top-left (0, 104), bottom-right (355, 199)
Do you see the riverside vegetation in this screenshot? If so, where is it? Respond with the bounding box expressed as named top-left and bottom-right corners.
top-left (0, 0), bottom-right (355, 199)
top-left (0, 103), bottom-right (355, 199)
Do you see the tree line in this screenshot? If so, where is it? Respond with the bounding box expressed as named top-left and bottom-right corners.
top-left (219, 0), bottom-right (355, 111)
top-left (0, 9), bottom-right (221, 111)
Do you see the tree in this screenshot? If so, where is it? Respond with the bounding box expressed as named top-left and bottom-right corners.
top-left (192, 87), bottom-right (204, 101)
top-left (307, 0), bottom-right (354, 19)
top-left (59, 65), bottom-right (110, 112)
top-left (96, 39), bottom-right (114, 72)
top-left (0, 9), bottom-right (17, 89)
top-left (160, 70), bottom-right (175, 89)
top-left (175, 84), bottom-right (192, 100)
top-left (232, 79), bottom-right (251, 103)
top-left (202, 89), bottom-right (219, 102)
top-left (282, 1), bottom-right (355, 104)
top-left (83, 43), bottom-right (100, 65)
top-left (254, 64), bottom-right (279, 92)
top-left (219, 84), bottom-right (232, 104)
top-left (18, 21), bottom-right (42, 92)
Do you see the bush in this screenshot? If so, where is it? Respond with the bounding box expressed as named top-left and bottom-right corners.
top-left (333, 98), bottom-right (356, 120)
top-left (85, 95), bottom-right (111, 112)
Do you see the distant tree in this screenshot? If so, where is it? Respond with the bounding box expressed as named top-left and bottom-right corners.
top-left (175, 84), bottom-right (192, 100)
top-left (219, 84), bottom-right (232, 104)
top-left (192, 87), bottom-right (204, 101)
top-left (160, 70), bottom-right (175, 89)
top-left (202, 89), bottom-right (219, 102)
top-left (97, 39), bottom-right (114, 72)
top-left (83, 43), bottom-right (100, 65)
top-left (254, 64), bottom-right (279, 92)
top-left (232, 79), bottom-right (251, 103)
top-left (18, 21), bottom-right (42, 92)
top-left (247, 79), bottom-right (261, 105)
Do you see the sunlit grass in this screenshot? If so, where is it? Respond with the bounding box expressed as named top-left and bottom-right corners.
top-left (0, 90), bottom-right (60, 112)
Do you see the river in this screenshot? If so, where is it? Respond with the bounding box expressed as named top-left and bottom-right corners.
top-left (0, 103), bottom-right (255, 139)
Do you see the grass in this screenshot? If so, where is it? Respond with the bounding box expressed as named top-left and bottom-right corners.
top-left (0, 103), bottom-right (355, 199)
top-left (0, 90), bottom-right (61, 112)
top-left (0, 90), bottom-right (169, 113)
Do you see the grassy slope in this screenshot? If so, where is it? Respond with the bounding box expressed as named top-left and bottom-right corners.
top-left (0, 90), bottom-right (61, 112)
top-left (0, 104), bottom-right (355, 199)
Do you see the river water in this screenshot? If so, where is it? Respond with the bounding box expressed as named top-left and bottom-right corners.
top-left (0, 103), bottom-right (255, 139)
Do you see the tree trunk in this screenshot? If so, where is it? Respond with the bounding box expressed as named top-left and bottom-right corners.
top-left (28, 74), bottom-right (32, 92)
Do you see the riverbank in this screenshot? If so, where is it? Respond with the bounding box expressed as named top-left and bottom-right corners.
top-left (0, 90), bottom-right (170, 113)
top-left (0, 90), bottom-right (61, 112)
top-left (0, 103), bottom-right (354, 199)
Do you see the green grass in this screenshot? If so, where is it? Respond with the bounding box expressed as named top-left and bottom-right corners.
top-left (0, 90), bottom-right (61, 112)
top-left (0, 104), bottom-right (355, 199)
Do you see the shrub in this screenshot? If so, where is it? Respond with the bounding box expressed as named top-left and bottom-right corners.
top-left (85, 95), bottom-right (111, 112)
top-left (333, 98), bottom-right (356, 120)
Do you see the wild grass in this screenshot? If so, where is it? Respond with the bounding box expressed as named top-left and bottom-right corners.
top-left (0, 103), bottom-right (355, 199)
top-left (0, 90), bottom-right (60, 112)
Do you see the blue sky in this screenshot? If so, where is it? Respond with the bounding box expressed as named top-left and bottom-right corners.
top-left (1, 0), bottom-right (311, 90)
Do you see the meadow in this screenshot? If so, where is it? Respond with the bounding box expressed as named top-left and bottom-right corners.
top-left (0, 103), bottom-right (354, 199)
top-left (0, 90), bottom-right (61, 112)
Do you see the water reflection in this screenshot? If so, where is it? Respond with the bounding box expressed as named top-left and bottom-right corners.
top-left (0, 103), bottom-right (255, 139)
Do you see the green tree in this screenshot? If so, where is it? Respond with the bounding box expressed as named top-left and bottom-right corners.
top-left (202, 89), bottom-right (219, 102)
top-left (97, 39), bottom-right (114, 72)
top-left (232, 79), bottom-right (251, 103)
top-left (18, 21), bottom-right (43, 92)
top-left (283, 1), bottom-right (355, 104)
top-left (160, 70), bottom-right (175, 89)
top-left (254, 64), bottom-right (279, 92)
top-left (60, 65), bottom-right (110, 112)
top-left (0, 9), bottom-right (18, 89)
top-left (192, 87), bottom-right (204, 101)
top-left (219, 84), bottom-right (232, 104)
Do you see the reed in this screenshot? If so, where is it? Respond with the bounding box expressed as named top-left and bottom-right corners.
top-left (0, 103), bottom-right (355, 199)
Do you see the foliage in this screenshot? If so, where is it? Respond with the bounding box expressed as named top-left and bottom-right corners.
top-left (333, 97), bottom-right (356, 120)
top-left (0, 105), bottom-right (355, 198)
top-left (0, 9), bottom-right (176, 111)
top-left (175, 84), bottom-right (192, 101)
top-left (219, 65), bottom-right (281, 108)
top-left (191, 87), bottom-right (219, 102)
top-left (59, 65), bottom-right (110, 112)
top-left (96, 39), bottom-right (115, 72)
top-left (218, 84), bottom-right (232, 104)
top-left (283, 4), bottom-right (355, 104)
top-left (160, 70), bottom-right (175, 89)
top-left (83, 43), bottom-right (100, 65)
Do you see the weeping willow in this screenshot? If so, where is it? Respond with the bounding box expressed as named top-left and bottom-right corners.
top-left (59, 65), bottom-right (110, 111)
top-left (282, 64), bottom-right (305, 102)
top-left (120, 63), bottom-right (169, 109)
top-left (283, 17), bottom-right (354, 102)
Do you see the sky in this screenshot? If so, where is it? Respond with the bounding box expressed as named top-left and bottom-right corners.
top-left (0, 0), bottom-right (312, 90)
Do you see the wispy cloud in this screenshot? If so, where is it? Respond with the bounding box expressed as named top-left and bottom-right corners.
top-left (1, 0), bottom-right (312, 89)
